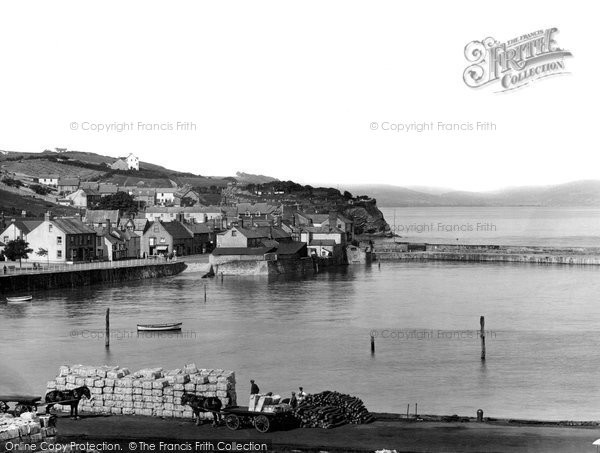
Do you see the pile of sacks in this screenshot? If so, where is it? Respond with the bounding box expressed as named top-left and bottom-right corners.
top-left (0, 412), bottom-right (56, 450)
top-left (45, 363), bottom-right (236, 421)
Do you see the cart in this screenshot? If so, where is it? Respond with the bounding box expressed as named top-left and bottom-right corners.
top-left (0, 395), bottom-right (41, 416)
top-left (221, 406), bottom-right (295, 433)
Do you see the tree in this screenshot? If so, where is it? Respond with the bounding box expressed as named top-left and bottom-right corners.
top-left (4, 239), bottom-right (33, 268)
top-left (97, 192), bottom-right (138, 214)
top-left (343, 190), bottom-right (353, 199)
top-left (36, 247), bottom-right (49, 266)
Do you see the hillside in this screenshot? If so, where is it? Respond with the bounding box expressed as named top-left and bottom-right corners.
top-left (0, 187), bottom-right (77, 217)
top-left (344, 181), bottom-right (600, 207)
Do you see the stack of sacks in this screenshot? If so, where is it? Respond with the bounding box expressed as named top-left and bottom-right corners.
top-left (0, 412), bottom-right (56, 450)
top-left (45, 363), bottom-right (236, 421)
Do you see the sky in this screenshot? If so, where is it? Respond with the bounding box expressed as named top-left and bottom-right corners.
top-left (0, 1), bottom-right (596, 191)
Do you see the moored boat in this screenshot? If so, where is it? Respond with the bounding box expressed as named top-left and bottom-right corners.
top-left (6, 296), bottom-right (33, 304)
top-left (137, 322), bottom-right (182, 331)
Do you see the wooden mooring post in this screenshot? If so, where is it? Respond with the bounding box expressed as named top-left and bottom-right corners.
top-left (370, 334), bottom-right (375, 354)
top-left (105, 308), bottom-right (110, 349)
top-left (204, 284), bottom-right (207, 302)
top-left (480, 316), bottom-right (485, 361)
top-left (406, 404), bottom-right (410, 420)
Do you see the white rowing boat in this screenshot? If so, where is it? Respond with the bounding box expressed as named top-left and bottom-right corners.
top-left (6, 296), bottom-right (33, 304)
top-left (137, 322), bottom-right (182, 331)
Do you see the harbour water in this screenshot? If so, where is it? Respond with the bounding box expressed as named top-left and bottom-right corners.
top-left (380, 206), bottom-right (600, 247)
top-left (2, 207), bottom-right (600, 421)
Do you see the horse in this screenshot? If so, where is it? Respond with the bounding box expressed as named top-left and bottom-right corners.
top-left (45, 385), bottom-right (92, 419)
top-left (181, 392), bottom-right (222, 427)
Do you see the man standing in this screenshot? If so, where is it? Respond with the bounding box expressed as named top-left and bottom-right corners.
top-left (289, 391), bottom-right (298, 408)
top-left (298, 386), bottom-right (307, 403)
top-left (250, 379), bottom-right (260, 395)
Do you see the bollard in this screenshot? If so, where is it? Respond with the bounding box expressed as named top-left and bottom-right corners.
top-left (105, 308), bottom-right (110, 349)
top-left (480, 316), bottom-right (486, 361)
top-left (370, 335), bottom-right (375, 354)
top-left (204, 283), bottom-right (207, 302)
top-left (477, 409), bottom-right (484, 422)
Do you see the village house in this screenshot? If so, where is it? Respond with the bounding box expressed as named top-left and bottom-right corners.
top-left (66, 188), bottom-right (102, 208)
top-left (110, 154), bottom-right (139, 171)
top-left (1, 219), bottom-right (43, 244)
top-left (57, 178), bottom-right (80, 195)
top-left (144, 206), bottom-right (222, 224)
top-left (25, 213), bottom-right (97, 263)
top-left (141, 220), bottom-right (194, 256)
top-left (174, 186), bottom-right (201, 206)
top-left (183, 223), bottom-right (218, 254)
top-left (216, 226), bottom-right (270, 248)
top-left (155, 188), bottom-right (178, 205)
top-left (84, 210), bottom-right (120, 229)
top-left (94, 223), bottom-right (140, 261)
top-left (36, 174), bottom-right (59, 187)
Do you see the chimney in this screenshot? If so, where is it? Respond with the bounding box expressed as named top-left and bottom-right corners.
top-left (176, 213), bottom-right (184, 223)
top-left (44, 211), bottom-right (52, 222)
top-left (106, 219), bottom-right (111, 234)
top-left (269, 226), bottom-right (273, 239)
top-left (329, 211), bottom-right (337, 232)
top-left (21, 210), bottom-right (26, 217)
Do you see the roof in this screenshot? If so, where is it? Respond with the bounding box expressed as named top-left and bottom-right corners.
top-left (300, 226), bottom-right (345, 234)
top-left (212, 246), bottom-right (275, 256)
top-left (82, 188), bottom-right (100, 196)
top-left (133, 218), bottom-right (149, 231)
top-left (276, 241), bottom-right (307, 255)
top-left (38, 174), bottom-right (59, 179)
top-left (85, 210), bottom-right (119, 225)
top-left (98, 184), bottom-right (118, 194)
top-left (58, 178), bottom-right (80, 186)
top-left (309, 239), bottom-right (337, 246)
top-left (254, 226), bottom-right (291, 240)
top-left (236, 202), bottom-right (279, 215)
top-left (80, 182), bottom-right (99, 190)
top-left (11, 219), bottom-right (43, 235)
top-left (184, 223), bottom-right (216, 234)
top-left (160, 221), bottom-right (194, 240)
top-left (234, 227), bottom-right (269, 239)
top-left (145, 206), bottom-right (216, 214)
top-left (52, 218), bottom-right (96, 235)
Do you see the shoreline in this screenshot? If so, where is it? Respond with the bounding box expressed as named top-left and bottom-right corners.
top-left (52, 413), bottom-right (600, 452)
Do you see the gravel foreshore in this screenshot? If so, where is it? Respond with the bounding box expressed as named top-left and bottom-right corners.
top-left (55, 414), bottom-right (600, 453)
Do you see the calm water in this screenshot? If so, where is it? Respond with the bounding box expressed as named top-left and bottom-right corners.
top-left (3, 259), bottom-right (600, 420)
top-left (381, 206), bottom-right (600, 247)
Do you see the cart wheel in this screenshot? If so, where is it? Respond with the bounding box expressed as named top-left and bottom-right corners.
top-left (14, 404), bottom-right (28, 416)
top-left (254, 414), bottom-right (270, 433)
top-left (225, 414), bottom-right (240, 431)
top-left (0, 402), bottom-right (9, 414)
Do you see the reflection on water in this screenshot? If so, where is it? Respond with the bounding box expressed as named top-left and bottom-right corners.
top-left (2, 261), bottom-right (600, 420)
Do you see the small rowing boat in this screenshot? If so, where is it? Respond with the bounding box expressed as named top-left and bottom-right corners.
top-left (6, 296), bottom-right (33, 304)
top-left (137, 322), bottom-right (182, 332)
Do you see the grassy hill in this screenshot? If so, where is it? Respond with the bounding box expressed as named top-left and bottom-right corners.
top-left (0, 188), bottom-right (77, 217)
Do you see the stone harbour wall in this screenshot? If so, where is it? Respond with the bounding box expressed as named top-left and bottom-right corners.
top-left (45, 364), bottom-right (236, 421)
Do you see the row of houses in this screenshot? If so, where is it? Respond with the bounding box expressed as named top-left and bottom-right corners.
top-left (0, 210), bottom-right (219, 264)
top-left (56, 184), bottom-right (202, 209)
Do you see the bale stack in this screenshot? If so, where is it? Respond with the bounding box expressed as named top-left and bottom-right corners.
top-left (45, 364), bottom-right (236, 421)
top-left (0, 412), bottom-right (56, 451)
top-left (293, 391), bottom-right (374, 428)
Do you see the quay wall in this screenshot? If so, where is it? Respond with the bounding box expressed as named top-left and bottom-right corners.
top-left (377, 251), bottom-right (600, 265)
top-left (0, 262), bottom-right (186, 293)
top-left (213, 256), bottom-right (344, 276)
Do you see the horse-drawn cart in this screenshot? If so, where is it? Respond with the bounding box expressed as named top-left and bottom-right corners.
top-left (0, 395), bottom-right (41, 416)
top-left (221, 406), bottom-right (294, 433)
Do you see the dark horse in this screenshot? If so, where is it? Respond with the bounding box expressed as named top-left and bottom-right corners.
top-left (45, 385), bottom-right (92, 419)
top-left (181, 392), bottom-right (222, 426)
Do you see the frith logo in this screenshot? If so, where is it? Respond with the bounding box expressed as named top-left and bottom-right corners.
top-left (463, 28), bottom-right (572, 92)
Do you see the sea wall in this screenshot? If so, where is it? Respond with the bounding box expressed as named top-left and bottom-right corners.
top-left (46, 364), bottom-right (236, 421)
top-left (213, 256), bottom-right (344, 276)
top-left (0, 262), bottom-right (186, 293)
top-left (378, 251), bottom-right (600, 265)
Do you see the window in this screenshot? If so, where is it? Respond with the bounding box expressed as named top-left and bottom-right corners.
top-left (149, 237), bottom-right (156, 246)
top-left (57, 236), bottom-right (62, 245)
top-left (49, 224), bottom-right (53, 232)
top-left (3, 236), bottom-right (7, 243)
top-left (153, 225), bottom-right (160, 233)
top-left (231, 230), bottom-right (237, 237)
top-left (57, 250), bottom-right (62, 258)
top-left (70, 236), bottom-right (74, 244)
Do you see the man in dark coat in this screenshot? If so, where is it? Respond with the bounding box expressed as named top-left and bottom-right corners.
top-left (250, 379), bottom-right (260, 395)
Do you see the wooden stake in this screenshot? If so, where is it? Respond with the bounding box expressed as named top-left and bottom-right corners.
top-left (406, 404), bottom-right (410, 420)
top-left (204, 284), bottom-right (207, 302)
top-left (370, 335), bottom-right (375, 354)
top-left (105, 308), bottom-right (110, 349)
top-left (415, 403), bottom-right (418, 418)
top-left (480, 316), bottom-right (486, 361)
